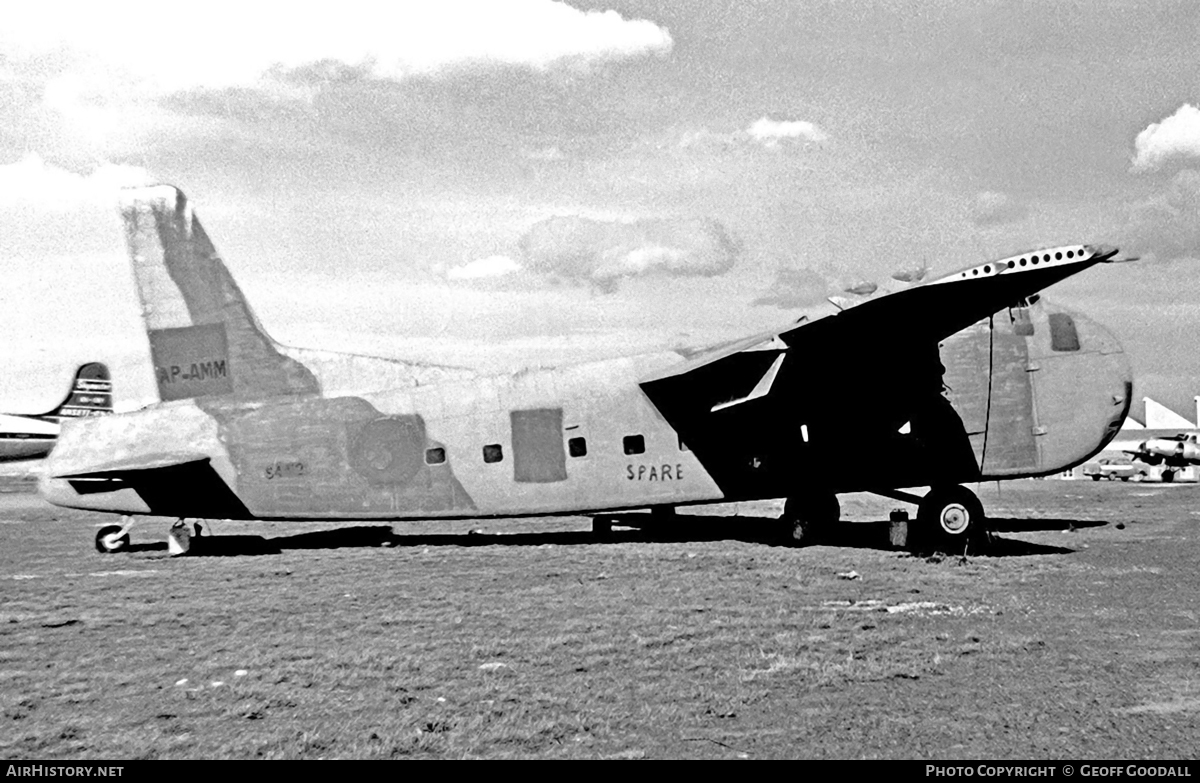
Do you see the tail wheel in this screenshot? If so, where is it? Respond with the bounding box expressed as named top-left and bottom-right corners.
top-left (95, 525), bottom-right (130, 554)
top-left (781, 493), bottom-right (840, 546)
top-left (918, 485), bottom-right (985, 548)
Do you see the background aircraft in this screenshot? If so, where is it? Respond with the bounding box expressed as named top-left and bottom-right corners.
top-left (0, 363), bottom-right (112, 463)
top-left (41, 187), bottom-right (1133, 555)
top-left (1125, 433), bottom-right (1200, 470)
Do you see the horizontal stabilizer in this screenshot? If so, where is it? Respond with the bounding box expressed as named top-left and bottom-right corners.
top-left (53, 452), bottom-right (212, 479)
top-left (56, 454), bottom-right (252, 519)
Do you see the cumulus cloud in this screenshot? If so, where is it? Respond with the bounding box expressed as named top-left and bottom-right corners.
top-left (0, 153), bottom-right (153, 211)
top-left (971, 190), bottom-right (1028, 226)
top-left (444, 254), bottom-right (524, 280)
top-left (745, 117), bottom-right (828, 147)
top-left (1119, 169), bottom-right (1200, 263)
top-left (0, 2), bottom-right (672, 101)
top-left (518, 215), bottom-right (739, 292)
top-left (680, 116), bottom-right (828, 151)
top-left (1131, 104), bottom-right (1200, 173)
top-left (753, 267), bottom-right (831, 309)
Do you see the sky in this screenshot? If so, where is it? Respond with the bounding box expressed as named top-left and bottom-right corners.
top-left (1, 0), bottom-right (1199, 421)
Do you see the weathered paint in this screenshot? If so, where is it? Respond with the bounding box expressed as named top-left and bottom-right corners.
top-left (37, 187), bottom-right (1134, 523)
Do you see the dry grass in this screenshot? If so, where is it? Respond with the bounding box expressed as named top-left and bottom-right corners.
top-left (0, 481), bottom-right (1197, 758)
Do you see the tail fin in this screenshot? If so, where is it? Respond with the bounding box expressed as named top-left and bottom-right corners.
top-left (46, 363), bottom-right (112, 420)
top-left (120, 186), bottom-right (319, 403)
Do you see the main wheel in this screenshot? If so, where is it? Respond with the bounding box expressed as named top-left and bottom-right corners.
top-left (918, 485), bottom-right (985, 549)
top-left (95, 525), bottom-right (130, 554)
top-left (781, 493), bottom-right (840, 546)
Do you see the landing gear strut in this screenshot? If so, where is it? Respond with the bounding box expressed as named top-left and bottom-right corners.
top-left (780, 493), bottom-right (840, 546)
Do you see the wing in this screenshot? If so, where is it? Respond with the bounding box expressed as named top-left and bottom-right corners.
top-left (643, 243), bottom-right (1122, 404)
top-left (639, 244), bottom-right (1127, 492)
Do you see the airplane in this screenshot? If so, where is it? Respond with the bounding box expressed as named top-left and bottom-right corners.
top-left (1125, 432), bottom-right (1200, 473)
top-left (40, 185), bottom-right (1134, 555)
top-left (0, 363), bottom-right (113, 463)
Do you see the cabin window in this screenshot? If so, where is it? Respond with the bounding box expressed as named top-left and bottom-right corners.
top-left (425, 447), bottom-right (446, 465)
top-left (483, 444), bottom-right (504, 463)
top-left (568, 436), bottom-right (587, 457)
top-left (624, 434), bottom-right (645, 455)
top-left (1049, 313), bottom-right (1080, 352)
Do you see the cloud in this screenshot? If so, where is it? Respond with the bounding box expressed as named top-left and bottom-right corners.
top-left (1131, 104), bottom-right (1200, 173)
top-left (518, 215), bottom-right (740, 292)
top-left (444, 254), bottom-right (524, 280)
top-left (744, 117), bottom-right (829, 148)
top-left (970, 190), bottom-right (1027, 226)
top-left (679, 116), bottom-right (828, 151)
top-left (1119, 169), bottom-right (1200, 263)
top-left (0, 153), bottom-right (153, 211)
top-left (0, 2), bottom-right (672, 101)
top-left (753, 267), bottom-right (831, 309)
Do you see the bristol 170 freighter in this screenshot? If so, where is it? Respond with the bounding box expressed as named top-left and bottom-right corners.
top-left (40, 186), bottom-right (1132, 554)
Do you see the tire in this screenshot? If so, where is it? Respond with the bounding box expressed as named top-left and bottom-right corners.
top-left (1091, 475), bottom-right (1102, 481)
top-left (1163, 470), bottom-right (1176, 484)
top-left (95, 525), bottom-right (130, 554)
top-left (781, 493), bottom-right (840, 546)
top-left (918, 485), bottom-right (985, 549)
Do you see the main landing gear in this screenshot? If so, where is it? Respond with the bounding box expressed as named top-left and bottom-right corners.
top-left (94, 517), bottom-right (205, 556)
top-left (916, 485), bottom-right (985, 547)
top-left (779, 484), bottom-right (987, 551)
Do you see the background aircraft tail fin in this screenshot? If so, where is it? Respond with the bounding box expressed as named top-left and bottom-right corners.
top-left (45, 363), bottom-right (112, 420)
top-left (120, 186), bottom-right (320, 403)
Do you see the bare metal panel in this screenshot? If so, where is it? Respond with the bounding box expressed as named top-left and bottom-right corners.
top-left (939, 321), bottom-right (989, 465)
top-left (511, 408), bottom-right (567, 483)
top-left (1048, 312), bottom-right (1081, 352)
top-left (940, 317), bottom-right (1037, 475)
top-left (980, 331), bottom-right (1037, 473)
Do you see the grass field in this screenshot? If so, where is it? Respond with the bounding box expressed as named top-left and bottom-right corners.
top-left (1, 481), bottom-right (1197, 759)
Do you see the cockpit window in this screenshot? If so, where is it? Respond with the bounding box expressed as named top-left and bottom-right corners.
top-left (1049, 313), bottom-right (1080, 352)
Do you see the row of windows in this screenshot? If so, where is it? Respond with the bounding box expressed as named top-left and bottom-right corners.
top-left (961, 248), bottom-right (1084, 280)
top-left (971, 250), bottom-right (1079, 277)
top-left (421, 433), bottom-right (655, 466)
